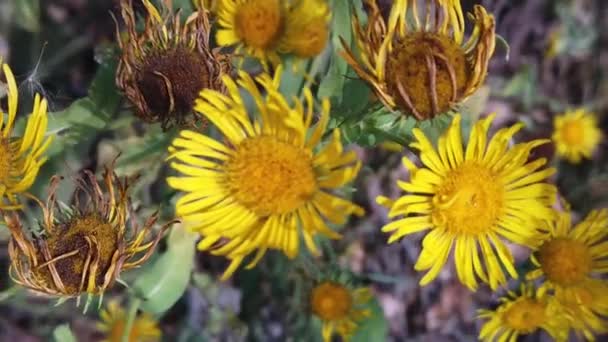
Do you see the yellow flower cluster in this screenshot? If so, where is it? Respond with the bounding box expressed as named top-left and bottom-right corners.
top-left (215, 0), bottom-right (331, 68)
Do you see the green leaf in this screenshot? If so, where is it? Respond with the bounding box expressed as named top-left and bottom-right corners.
top-left (317, 0), bottom-right (362, 103)
top-left (279, 57), bottom-right (307, 99)
top-left (132, 225), bottom-right (197, 314)
top-left (14, 0), bottom-right (40, 32)
top-left (350, 297), bottom-right (388, 342)
top-left (89, 47), bottom-right (122, 118)
top-left (52, 324), bottom-right (77, 342)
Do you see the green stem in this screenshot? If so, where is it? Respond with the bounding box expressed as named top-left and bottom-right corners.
top-left (367, 126), bottom-right (410, 146)
top-left (121, 297), bottom-right (141, 342)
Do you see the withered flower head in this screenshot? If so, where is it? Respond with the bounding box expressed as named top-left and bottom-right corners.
top-left (116, 0), bottom-right (231, 130)
top-left (341, 0), bottom-right (495, 120)
top-left (4, 165), bottom-right (172, 300)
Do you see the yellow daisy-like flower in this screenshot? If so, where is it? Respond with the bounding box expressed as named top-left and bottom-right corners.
top-left (97, 301), bottom-right (161, 342)
top-left (552, 109), bottom-right (602, 164)
top-left (557, 279), bottom-right (608, 340)
top-left (167, 67), bottom-right (364, 279)
top-left (377, 114), bottom-right (557, 290)
top-left (478, 284), bottom-right (570, 342)
top-left (525, 206), bottom-right (608, 339)
top-left (0, 63), bottom-right (53, 210)
top-left (310, 281), bottom-right (372, 342)
top-left (215, 0), bottom-right (330, 68)
top-left (341, 0), bottom-right (495, 120)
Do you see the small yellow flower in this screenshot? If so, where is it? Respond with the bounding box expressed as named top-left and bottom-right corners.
top-left (0, 63), bottom-right (53, 210)
top-left (167, 67), bottom-right (363, 279)
top-left (5, 164), bottom-right (172, 299)
top-left (378, 114), bottom-right (557, 290)
top-left (526, 207), bottom-right (608, 339)
top-left (557, 280), bottom-right (608, 340)
top-left (310, 281), bottom-right (372, 341)
top-left (528, 209), bottom-right (607, 290)
top-left (116, 0), bottom-right (231, 129)
top-left (215, 0), bottom-right (330, 68)
top-left (478, 284), bottom-right (570, 342)
top-left (341, 0), bottom-right (495, 120)
top-left (552, 109), bottom-right (602, 163)
top-left (97, 301), bottom-right (161, 342)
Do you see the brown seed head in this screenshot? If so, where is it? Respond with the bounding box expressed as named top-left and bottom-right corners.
top-left (136, 48), bottom-right (210, 122)
top-left (116, 0), bottom-right (231, 130)
top-left (341, 0), bottom-right (496, 121)
top-left (4, 164), bottom-right (175, 299)
top-left (386, 32), bottom-right (469, 120)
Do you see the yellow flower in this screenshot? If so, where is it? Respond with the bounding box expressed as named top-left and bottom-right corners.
top-left (528, 209), bottom-right (608, 291)
top-left (557, 280), bottom-right (608, 340)
top-left (5, 164), bottom-right (172, 299)
top-left (0, 63), bottom-right (53, 210)
top-left (116, 0), bottom-right (231, 129)
top-left (377, 114), bottom-right (557, 290)
top-left (97, 301), bottom-right (161, 342)
top-left (552, 109), bottom-right (602, 164)
top-left (310, 281), bottom-right (372, 341)
top-left (478, 284), bottom-right (570, 342)
top-left (341, 0), bottom-right (495, 120)
top-left (215, 0), bottom-right (330, 68)
top-left (167, 67), bottom-right (364, 279)
top-left (526, 208), bottom-right (608, 339)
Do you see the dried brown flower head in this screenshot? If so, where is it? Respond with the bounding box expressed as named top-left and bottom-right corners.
top-left (115, 0), bottom-right (231, 130)
top-left (341, 0), bottom-right (495, 120)
top-left (4, 165), bottom-right (173, 301)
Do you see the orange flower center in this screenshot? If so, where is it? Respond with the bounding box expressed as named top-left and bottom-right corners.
top-left (225, 136), bottom-right (316, 216)
top-left (502, 298), bottom-right (547, 334)
top-left (311, 282), bottom-right (353, 321)
top-left (235, 0), bottom-right (283, 49)
top-left (289, 17), bottom-right (329, 58)
top-left (538, 238), bottom-right (592, 286)
top-left (386, 32), bottom-right (469, 119)
top-left (560, 120), bottom-right (585, 146)
top-left (432, 162), bottom-right (504, 235)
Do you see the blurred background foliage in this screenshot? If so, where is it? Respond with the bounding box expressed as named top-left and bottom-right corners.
top-left (0, 0), bottom-right (607, 341)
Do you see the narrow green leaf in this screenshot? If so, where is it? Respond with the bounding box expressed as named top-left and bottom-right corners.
top-left (14, 0), bottom-right (40, 32)
top-left (350, 297), bottom-right (389, 342)
top-left (132, 225), bottom-right (197, 314)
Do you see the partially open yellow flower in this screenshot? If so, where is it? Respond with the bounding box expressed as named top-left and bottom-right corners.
top-left (310, 281), bottom-right (372, 342)
top-left (167, 67), bottom-right (363, 279)
top-left (5, 165), bottom-right (172, 301)
top-left (478, 284), bottom-right (570, 341)
top-left (215, 0), bottom-right (330, 68)
top-left (342, 0), bottom-right (495, 120)
top-left (378, 114), bottom-right (557, 290)
top-left (557, 279), bottom-right (608, 340)
top-left (97, 301), bottom-right (161, 342)
top-left (527, 208), bottom-right (608, 297)
top-left (552, 109), bottom-right (602, 163)
top-left (0, 63), bottom-right (53, 210)
top-left (116, 0), bottom-right (231, 129)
